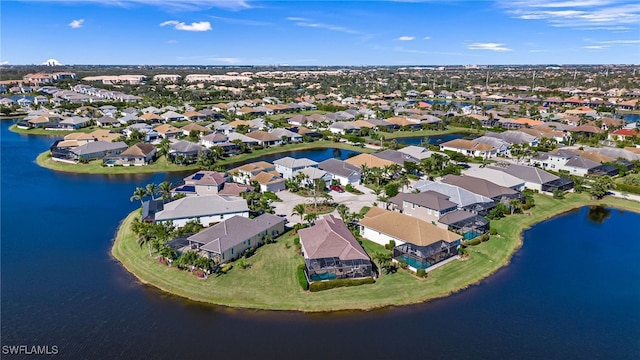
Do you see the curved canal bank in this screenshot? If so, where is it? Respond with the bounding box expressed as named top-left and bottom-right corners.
top-left (111, 192), bottom-right (640, 312)
top-left (35, 141), bottom-right (372, 175)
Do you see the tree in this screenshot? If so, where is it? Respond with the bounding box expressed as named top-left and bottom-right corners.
top-left (398, 174), bottom-right (410, 192)
top-left (158, 181), bottom-right (173, 200)
top-left (384, 182), bottom-right (400, 198)
top-left (336, 204), bottom-right (349, 223)
top-left (145, 183), bottom-right (158, 201)
top-left (372, 252), bottom-right (393, 274)
top-left (292, 203), bottom-right (306, 224)
top-left (158, 138), bottom-right (171, 165)
top-left (130, 187), bottom-right (147, 206)
top-left (509, 198), bottom-right (522, 215)
top-left (304, 212), bottom-right (318, 225)
top-left (589, 176), bottom-right (615, 200)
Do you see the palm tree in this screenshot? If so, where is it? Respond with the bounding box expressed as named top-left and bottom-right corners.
top-left (336, 204), bottom-right (349, 223)
top-left (158, 138), bottom-right (171, 165)
top-left (304, 212), bottom-right (318, 225)
top-left (137, 230), bottom-right (154, 257)
top-left (158, 181), bottom-right (173, 201)
top-left (210, 146), bottom-right (225, 160)
top-left (359, 164), bottom-right (370, 184)
top-left (509, 198), bottom-right (522, 215)
top-left (130, 187), bottom-right (147, 206)
top-left (292, 203), bottom-right (306, 224)
top-left (146, 183), bottom-right (158, 200)
top-left (398, 174), bottom-right (410, 192)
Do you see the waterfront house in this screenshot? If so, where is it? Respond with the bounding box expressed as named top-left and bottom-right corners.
top-left (245, 130), bottom-right (282, 147)
top-left (462, 167), bottom-right (525, 191)
top-left (440, 139), bottom-right (497, 159)
top-left (273, 157), bottom-right (318, 179)
top-left (299, 215), bottom-right (373, 282)
top-left (371, 149), bottom-right (419, 166)
top-left (531, 149), bottom-right (609, 177)
top-left (124, 123), bottom-right (159, 142)
top-left (269, 128), bottom-right (302, 143)
top-left (437, 209), bottom-right (490, 240)
top-left (181, 122), bottom-right (211, 137)
top-left (229, 161), bottom-right (276, 184)
top-left (69, 141), bottom-right (128, 162)
top-left (345, 153), bottom-right (395, 169)
top-left (169, 141), bottom-right (208, 164)
top-left (359, 208), bottom-right (462, 271)
top-left (441, 175), bottom-right (524, 205)
top-left (172, 170), bottom-right (229, 196)
top-left (328, 122), bottom-right (360, 135)
top-left (105, 142), bottom-right (157, 166)
top-left (251, 171), bottom-right (286, 192)
top-left (487, 164), bottom-right (573, 193)
top-left (155, 194), bottom-right (249, 227)
top-left (183, 110), bottom-right (206, 122)
top-left (317, 158), bottom-right (361, 185)
top-left (397, 146), bottom-right (441, 161)
top-left (294, 167), bottom-right (333, 187)
top-left (186, 213), bottom-right (286, 263)
top-left (58, 116), bottom-right (91, 130)
top-left (410, 180), bottom-right (496, 215)
top-left (199, 133), bottom-right (228, 148)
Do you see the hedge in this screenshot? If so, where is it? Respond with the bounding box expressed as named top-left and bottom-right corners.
top-left (297, 264), bottom-right (309, 291)
top-left (309, 277), bottom-right (375, 292)
top-left (615, 182), bottom-right (640, 195)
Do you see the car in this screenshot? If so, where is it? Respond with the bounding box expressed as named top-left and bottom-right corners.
top-left (329, 185), bottom-right (345, 193)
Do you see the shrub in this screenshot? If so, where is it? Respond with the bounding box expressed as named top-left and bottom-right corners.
top-left (397, 258), bottom-right (409, 270)
top-left (480, 234), bottom-right (490, 242)
top-left (489, 228), bottom-right (498, 235)
top-left (468, 238), bottom-right (482, 246)
top-left (308, 277), bottom-right (374, 292)
top-left (220, 263), bottom-right (233, 274)
top-left (416, 269), bottom-right (426, 278)
top-left (297, 264), bottom-right (309, 291)
top-left (384, 240), bottom-right (396, 250)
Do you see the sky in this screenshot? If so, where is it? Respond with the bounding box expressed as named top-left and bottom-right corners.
top-left (1, 0), bottom-right (639, 66)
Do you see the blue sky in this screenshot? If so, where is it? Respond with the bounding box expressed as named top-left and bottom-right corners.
top-left (1, 0), bottom-right (639, 65)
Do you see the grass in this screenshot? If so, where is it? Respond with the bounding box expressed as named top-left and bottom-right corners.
top-left (111, 191), bottom-right (639, 312)
top-left (35, 140), bottom-right (373, 175)
top-left (10, 124), bottom-right (102, 136)
top-left (370, 126), bottom-right (483, 141)
top-left (37, 152), bottom-right (199, 174)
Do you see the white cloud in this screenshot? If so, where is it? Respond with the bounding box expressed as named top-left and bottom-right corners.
top-left (467, 42), bottom-right (512, 51)
top-left (396, 36), bottom-right (415, 41)
top-left (160, 20), bottom-right (212, 32)
top-left (502, 0), bottom-right (640, 29)
top-left (423, 36), bottom-right (431, 40)
top-left (583, 45), bottom-right (609, 48)
top-left (68, 19), bottom-right (84, 28)
top-left (597, 39), bottom-right (640, 43)
top-left (0, 61), bottom-right (9, 65)
top-left (210, 57), bottom-right (241, 63)
top-left (286, 17), bottom-right (365, 36)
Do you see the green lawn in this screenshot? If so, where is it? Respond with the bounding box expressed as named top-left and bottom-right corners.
top-left (111, 192), bottom-right (640, 312)
top-left (10, 124), bottom-right (102, 136)
top-left (371, 126), bottom-right (483, 140)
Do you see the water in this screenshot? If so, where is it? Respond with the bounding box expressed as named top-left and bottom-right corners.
top-left (395, 133), bottom-right (467, 146)
top-left (2, 120), bottom-right (639, 359)
top-left (623, 113), bottom-right (640, 123)
top-left (228, 147), bottom-right (359, 167)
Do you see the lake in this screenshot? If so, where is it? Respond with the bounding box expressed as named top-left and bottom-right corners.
top-left (1, 120), bottom-right (639, 359)
top-left (394, 133), bottom-right (470, 146)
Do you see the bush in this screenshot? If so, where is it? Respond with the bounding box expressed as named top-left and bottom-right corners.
top-left (309, 277), bottom-right (374, 292)
top-left (489, 228), bottom-right (498, 235)
top-left (220, 263), bottom-right (233, 274)
top-left (480, 234), bottom-right (490, 242)
top-left (416, 269), bottom-right (426, 278)
top-left (397, 258), bottom-right (409, 270)
top-left (297, 264), bottom-right (309, 291)
top-left (468, 238), bottom-right (482, 246)
top-left (615, 182), bottom-right (640, 195)
top-left (384, 240), bottom-right (396, 250)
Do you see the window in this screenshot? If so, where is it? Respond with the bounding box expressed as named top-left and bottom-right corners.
top-left (231, 248), bottom-right (234, 255)
top-left (207, 185), bottom-right (211, 191)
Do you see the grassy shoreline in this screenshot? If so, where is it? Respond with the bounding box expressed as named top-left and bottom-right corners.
top-left (35, 140), bottom-right (373, 175)
top-left (10, 123), bottom-right (101, 136)
top-left (372, 126), bottom-right (482, 140)
top-left (111, 192), bottom-right (640, 312)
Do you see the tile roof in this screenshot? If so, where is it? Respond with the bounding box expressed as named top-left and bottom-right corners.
top-left (298, 215), bottom-right (370, 261)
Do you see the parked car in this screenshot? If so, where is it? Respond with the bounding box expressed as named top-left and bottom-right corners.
top-left (329, 185), bottom-right (345, 193)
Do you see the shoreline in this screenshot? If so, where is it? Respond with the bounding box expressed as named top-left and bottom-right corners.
top-left (35, 141), bottom-right (373, 175)
top-left (110, 192), bottom-right (640, 313)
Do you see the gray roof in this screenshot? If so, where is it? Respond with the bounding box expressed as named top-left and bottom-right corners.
top-left (269, 128), bottom-right (301, 139)
top-left (329, 122), bottom-right (359, 130)
top-left (155, 195), bottom-right (248, 222)
top-left (485, 131), bottom-right (538, 145)
top-left (582, 146), bottom-right (640, 161)
top-left (294, 167), bottom-right (329, 180)
top-left (441, 175), bottom-right (518, 199)
top-left (488, 164), bottom-right (558, 185)
top-left (189, 213), bottom-right (285, 253)
top-left (565, 156), bottom-right (600, 169)
top-left (410, 180), bottom-right (493, 208)
top-left (463, 167), bottom-right (525, 189)
top-left (373, 149), bottom-right (419, 165)
top-left (317, 158), bottom-right (360, 178)
top-left (389, 191), bottom-right (458, 211)
top-left (273, 156), bottom-right (318, 169)
top-left (397, 146), bottom-right (443, 160)
top-left (170, 140), bottom-right (207, 153)
top-left (298, 215), bottom-right (369, 261)
top-left (473, 136), bottom-right (509, 149)
top-left (438, 210), bottom-right (489, 227)
top-left (97, 115), bottom-right (118, 124)
top-left (71, 141), bottom-right (128, 156)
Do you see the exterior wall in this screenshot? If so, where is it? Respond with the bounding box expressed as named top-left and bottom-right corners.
top-left (275, 164), bottom-right (294, 179)
top-left (219, 221), bottom-right (285, 262)
top-left (522, 181), bottom-right (543, 191)
top-left (261, 181), bottom-right (286, 193)
top-left (360, 225), bottom-right (405, 247)
top-left (194, 183), bottom-right (224, 195)
top-left (333, 173), bottom-right (361, 185)
top-left (160, 210), bottom-right (249, 227)
top-left (402, 202), bottom-right (442, 223)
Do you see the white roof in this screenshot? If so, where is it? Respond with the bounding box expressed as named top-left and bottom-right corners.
top-left (462, 167), bottom-right (525, 189)
top-left (155, 195), bottom-right (248, 221)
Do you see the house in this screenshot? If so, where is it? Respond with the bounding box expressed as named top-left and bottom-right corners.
top-left (397, 146), bottom-right (440, 161)
top-left (388, 191), bottom-right (458, 223)
top-left (183, 110), bottom-right (206, 122)
top-left (270, 128), bottom-right (303, 143)
top-left (161, 110), bottom-right (185, 122)
top-left (440, 139), bottom-right (497, 159)
top-left (229, 161), bottom-right (276, 184)
top-left (169, 141), bottom-right (208, 164)
top-left (186, 213), bottom-right (286, 264)
top-left (141, 199), bottom-right (165, 222)
top-left (58, 116), bottom-right (91, 130)
top-left (485, 131), bottom-right (540, 147)
top-left (155, 194), bottom-right (249, 227)
top-left (531, 149), bottom-right (601, 176)
top-left (140, 112), bottom-right (163, 123)
top-left (251, 171), bottom-right (286, 192)
top-left (609, 128), bottom-right (640, 141)
top-left (294, 167), bottom-right (333, 187)
top-left (96, 116), bottom-right (119, 127)
top-left (245, 130), bottom-right (282, 147)
top-left (371, 149), bottom-right (419, 166)
top-left (69, 141), bottom-right (128, 162)
top-left (345, 153), bottom-right (395, 169)
top-left (472, 136), bottom-right (511, 155)
top-left (124, 123), bottom-right (159, 142)
top-left (359, 208), bottom-right (462, 272)
top-left (181, 122), bottom-right (211, 137)
top-left (488, 164), bottom-right (574, 193)
top-left (299, 215), bottom-right (373, 282)
top-left (172, 170), bottom-right (229, 196)
top-left (463, 167), bottom-right (525, 191)
top-left (328, 122), bottom-right (359, 135)
top-left (317, 158), bottom-right (361, 185)
top-left (441, 175), bottom-right (524, 205)
top-left (105, 142), bottom-right (157, 166)
top-left (154, 124), bottom-right (182, 139)
top-left (200, 133), bottom-right (228, 148)
top-left (273, 157), bottom-right (318, 179)
top-left (410, 180), bottom-right (496, 215)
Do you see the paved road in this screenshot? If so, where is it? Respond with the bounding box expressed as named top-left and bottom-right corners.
top-left (272, 183), bottom-right (377, 226)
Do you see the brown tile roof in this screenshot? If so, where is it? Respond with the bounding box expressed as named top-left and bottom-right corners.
top-left (140, 112), bottom-right (163, 121)
top-left (299, 215), bottom-right (370, 261)
top-left (360, 208), bottom-right (462, 246)
top-left (251, 171), bottom-right (284, 185)
top-left (121, 142), bottom-right (156, 156)
top-left (345, 153), bottom-right (395, 168)
top-left (245, 130), bottom-right (279, 142)
top-left (441, 139), bottom-right (494, 152)
top-left (154, 124), bottom-right (181, 134)
top-left (180, 122), bottom-right (211, 133)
